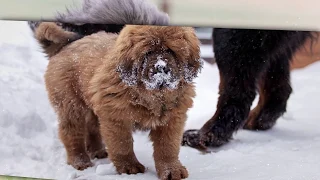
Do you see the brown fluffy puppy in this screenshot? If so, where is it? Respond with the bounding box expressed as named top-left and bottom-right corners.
top-left (45, 25), bottom-right (201, 179)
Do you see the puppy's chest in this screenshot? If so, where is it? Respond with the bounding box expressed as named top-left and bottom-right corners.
top-left (129, 99), bottom-right (177, 130)
top-left (131, 110), bottom-right (170, 130)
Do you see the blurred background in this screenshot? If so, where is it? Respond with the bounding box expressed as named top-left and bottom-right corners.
top-left (0, 0), bottom-right (319, 30)
top-left (0, 0), bottom-right (319, 66)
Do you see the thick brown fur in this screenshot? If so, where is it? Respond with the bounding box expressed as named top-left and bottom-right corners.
top-left (32, 22), bottom-right (84, 57)
top-left (44, 25), bottom-right (201, 179)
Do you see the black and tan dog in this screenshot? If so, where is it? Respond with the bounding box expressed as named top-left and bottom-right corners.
top-left (183, 29), bottom-right (319, 151)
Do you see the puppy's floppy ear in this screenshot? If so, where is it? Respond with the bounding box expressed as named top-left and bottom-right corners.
top-left (115, 42), bottom-right (139, 86)
top-left (114, 26), bottom-right (144, 86)
top-left (116, 60), bottom-right (139, 86)
top-left (182, 27), bottom-right (203, 83)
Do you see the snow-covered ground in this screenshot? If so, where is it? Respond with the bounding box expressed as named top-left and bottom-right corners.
top-left (1, 21), bottom-right (320, 180)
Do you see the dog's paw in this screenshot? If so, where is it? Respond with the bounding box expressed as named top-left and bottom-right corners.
top-left (115, 161), bottom-right (145, 174)
top-left (182, 128), bottom-right (231, 150)
top-left (182, 129), bottom-right (208, 152)
top-left (67, 154), bottom-right (93, 171)
top-left (88, 148), bottom-right (108, 159)
top-left (243, 110), bottom-right (277, 131)
top-left (243, 120), bottom-right (276, 131)
top-left (156, 162), bottom-right (188, 180)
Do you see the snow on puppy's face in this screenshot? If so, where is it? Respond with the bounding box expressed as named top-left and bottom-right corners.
top-left (115, 25), bottom-right (202, 91)
top-left (141, 50), bottom-right (180, 90)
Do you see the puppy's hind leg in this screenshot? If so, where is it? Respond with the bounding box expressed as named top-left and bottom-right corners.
top-left (57, 101), bottom-right (93, 170)
top-left (85, 110), bottom-right (108, 159)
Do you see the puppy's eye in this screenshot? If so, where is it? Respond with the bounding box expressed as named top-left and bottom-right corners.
top-left (164, 49), bottom-right (176, 58)
top-left (145, 51), bottom-right (152, 56)
top-left (165, 49), bottom-right (174, 54)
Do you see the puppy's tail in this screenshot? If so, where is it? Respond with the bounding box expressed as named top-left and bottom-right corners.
top-left (28, 21), bottom-right (83, 57)
top-left (56, 0), bottom-right (169, 26)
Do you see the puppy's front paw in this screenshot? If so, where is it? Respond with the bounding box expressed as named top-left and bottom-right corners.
top-left (115, 160), bottom-right (145, 175)
top-left (156, 162), bottom-right (188, 180)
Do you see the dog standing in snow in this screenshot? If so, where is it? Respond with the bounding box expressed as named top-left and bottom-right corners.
top-left (182, 29), bottom-right (319, 151)
top-left (29, 0), bottom-right (202, 179)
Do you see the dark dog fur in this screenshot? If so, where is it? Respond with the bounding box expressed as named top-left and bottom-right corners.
top-left (28, 0), bottom-right (169, 56)
top-left (183, 29), bottom-right (318, 150)
top-left (54, 0), bottom-right (168, 36)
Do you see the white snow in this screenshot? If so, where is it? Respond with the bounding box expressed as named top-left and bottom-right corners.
top-left (1, 20), bottom-right (320, 180)
top-left (154, 55), bottom-right (167, 68)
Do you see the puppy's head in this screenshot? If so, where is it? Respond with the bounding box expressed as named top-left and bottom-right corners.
top-left (115, 25), bottom-right (202, 92)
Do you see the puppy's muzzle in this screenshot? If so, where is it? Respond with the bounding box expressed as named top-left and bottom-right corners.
top-left (155, 62), bottom-right (170, 74)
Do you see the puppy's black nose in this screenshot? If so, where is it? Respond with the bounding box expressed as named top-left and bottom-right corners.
top-left (156, 65), bottom-right (170, 74)
top-left (163, 66), bottom-right (170, 74)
